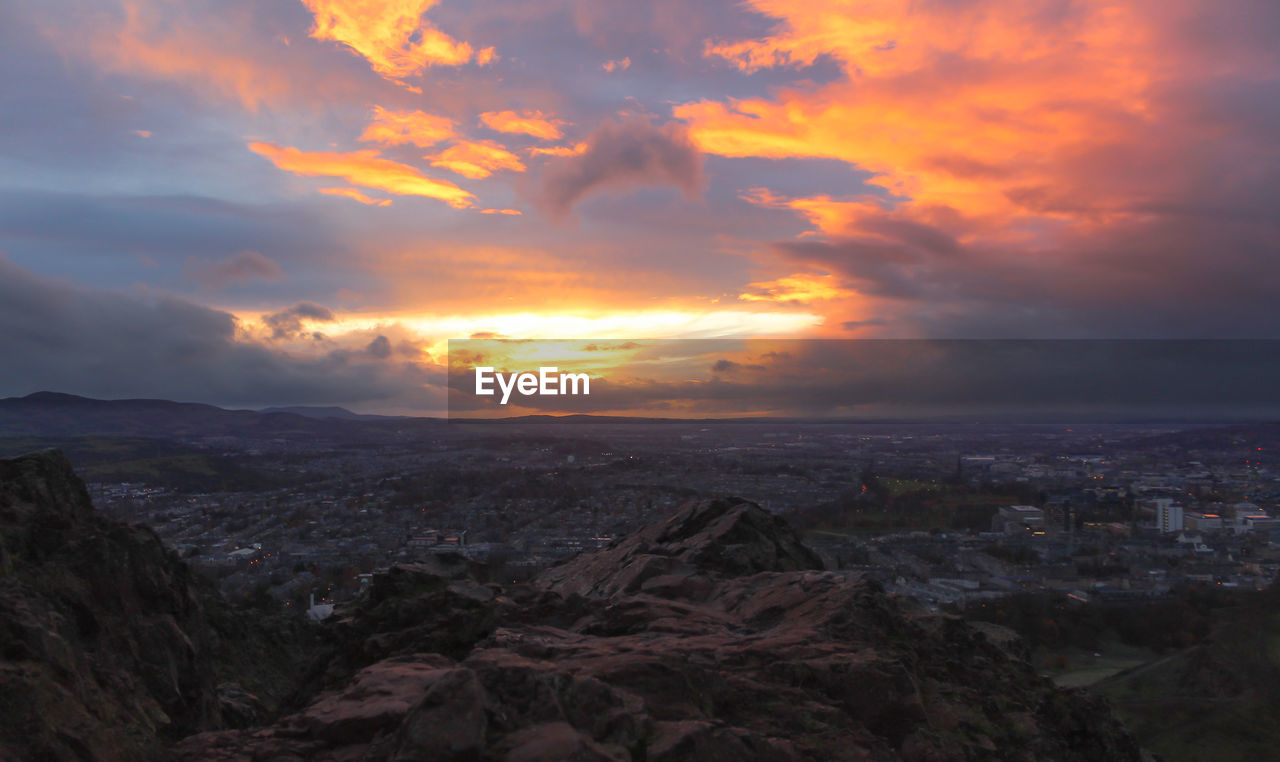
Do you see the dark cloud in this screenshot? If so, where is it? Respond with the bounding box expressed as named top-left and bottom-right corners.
top-left (538, 117), bottom-right (703, 216)
top-left (710, 358), bottom-right (763, 373)
top-left (447, 338), bottom-right (1280, 420)
top-left (262, 302), bottom-right (336, 340)
top-left (774, 184), bottom-right (1280, 338)
top-left (0, 259), bottom-right (441, 410)
top-left (0, 190), bottom-right (339, 291)
top-left (189, 250), bottom-right (283, 288)
top-left (366, 335), bottom-right (391, 359)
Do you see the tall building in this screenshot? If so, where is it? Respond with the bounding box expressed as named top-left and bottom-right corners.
top-left (1156, 498), bottom-right (1183, 533)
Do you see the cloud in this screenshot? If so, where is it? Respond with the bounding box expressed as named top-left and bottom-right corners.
top-left (366, 334), bottom-right (392, 358)
top-left (45, 0), bottom-right (370, 110)
top-left (0, 190), bottom-right (339, 285)
top-left (190, 250), bottom-right (284, 288)
top-left (426, 139), bottom-right (525, 179)
top-left (674, 0), bottom-right (1280, 337)
top-left (677, 0), bottom-right (1176, 224)
top-left (528, 143), bottom-right (587, 158)
top-left (738, 273), bottom-right (852, 305)
top-left (709, 358), bottom-right (763, 373)
top-left (447, 338), bottom-right (1280, 419)
top-left (602, 57), bottom-right (630, 72)
top-left (359, 106), bottom-right (457, 147)
top-left (300, 0), bottom-right (491, 78)
top-left (249, 141), bottom-right (475, 208)
top-left (318, 187), bottom-right (393, 206)
top-left (769, 195), bottom-right (1280, 338)
top-left (479, 110), bottom-right (565, 140)
top-left (262, 301), bottom-right (336, 340)
top-left (538, 117), bottom-right (703, 216)
top-left (0, 259), bottom-right (441, 409)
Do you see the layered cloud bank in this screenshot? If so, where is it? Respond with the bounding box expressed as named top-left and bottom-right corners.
top-left (2, 0), bottom-right (1278, 410)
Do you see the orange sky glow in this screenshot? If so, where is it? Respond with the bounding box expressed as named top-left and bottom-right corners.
top-left (6, 0), bottom-right (1278, 412)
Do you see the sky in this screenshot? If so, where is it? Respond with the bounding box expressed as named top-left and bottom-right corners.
top-left (2, 0), bottom-right (1278, 414)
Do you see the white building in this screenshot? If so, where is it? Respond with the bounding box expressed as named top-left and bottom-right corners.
top-left (1184, 512), bottom-right (1223, 531)
top-left (1156, 499), bottom-right (1184, 533)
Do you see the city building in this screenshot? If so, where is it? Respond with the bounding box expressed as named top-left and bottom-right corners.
top-left (1156, 499), bottom-right (1184, 533)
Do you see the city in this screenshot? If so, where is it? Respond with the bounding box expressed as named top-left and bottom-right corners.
top-left (77, 418), bottom-right (1280, 620)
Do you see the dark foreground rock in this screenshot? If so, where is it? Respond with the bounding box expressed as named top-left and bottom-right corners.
top-left (0, 450), bottom-right (220, 760)
top-left (0, 451), bottom-right (314, 761)
top-left (174, 496), bottom-right (1148, 761)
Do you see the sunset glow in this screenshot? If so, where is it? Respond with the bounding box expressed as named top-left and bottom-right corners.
top-left (5, 0), bottom-right (1277, 412)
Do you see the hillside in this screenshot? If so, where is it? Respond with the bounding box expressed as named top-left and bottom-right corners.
top-left (1094, 584), bottom-right (1280, 762)
top-left (0, 392), bottom-right (418, 440)
top-left (0, 450), bottom-right (1150, 760)
top-left (0, 450), bottom-right (311, 760)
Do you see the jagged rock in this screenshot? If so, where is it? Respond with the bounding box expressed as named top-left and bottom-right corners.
top-left (174, 496), bottom-right (1145, 761)
top-left (216, 683), bottom-right (267, 729)
top-left (0, 450), bottom-right (316, 760)
top-left (537, 497), bottom-right (825, 599)
top-left (390, 664), bottom-right (487, 761)
top-left (0, 450), bottom-right (221, 761)
top-left (499, 722), bottom-right (627, 762)
top-left (284, 562), bottom-right (512, 707)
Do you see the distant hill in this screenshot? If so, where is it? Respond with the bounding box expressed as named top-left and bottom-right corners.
top-left (0, 392), bottom-right (435, 440)
top-left (259, 405), bottom-right (404, 421)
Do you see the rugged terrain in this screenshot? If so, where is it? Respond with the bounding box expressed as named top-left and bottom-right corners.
top-left (0, 450), bottom-right (309, 760)
top-left (0, 450), bottom-right (1147, 761)
top-left (179, 494), bottom-right (1146, 761)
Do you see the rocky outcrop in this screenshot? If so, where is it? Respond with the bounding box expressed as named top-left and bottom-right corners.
top-left (0, 450), bottom-right (317, 760)
top-left (537, 496), bottom-right (825, 600)
top-left (174, 496), bottom-right (1146, 761)
top-left (0, 450), bottom-right (221, 760)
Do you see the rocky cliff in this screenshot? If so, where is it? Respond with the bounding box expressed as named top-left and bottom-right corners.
top-left (0, 450), bottom-right (312, 761)
top-left (0, 450), bottom-right (222, 760)
top-left (174, 496), bottom-right (1147, 761)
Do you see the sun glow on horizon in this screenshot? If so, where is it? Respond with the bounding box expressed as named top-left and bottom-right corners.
top-left (232, 307), bottom-right (826, 359)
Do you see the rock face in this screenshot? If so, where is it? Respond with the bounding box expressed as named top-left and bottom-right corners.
top-left (537, 496), bottom-right (825, 599)
top-left (174, 496), bottom-right (1147, 761)
top-left (0, 450), bottom-right (221, 760)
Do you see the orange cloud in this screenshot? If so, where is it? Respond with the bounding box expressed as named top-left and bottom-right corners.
top-left (741, 188), bottom-right (887, 237)
top-left (602, 57), bottom-right (631, 72)
top-left (739, 273), bottom-right (853, 305)
top-left (72, 1), bottom-right (297, 110)
top-left (300, 0), bottom-right (492, 78)
top-left (319, 187), bottom-right (393, 206)
top-left (480, 209), bottom-right (522, 215)
top-left (249, 142), bottom-right (474, 208)
top-left (479, 110), bottom-right (566, 140)
top-left (426, 139), bottom-right (526, 179)
top-left (359, 106), bottom-right (456, 147)
top-left (528, 143), bottom-right (587, 157)
top-left (681, 1), bottom-right (1162, 230)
